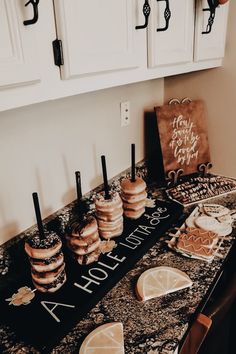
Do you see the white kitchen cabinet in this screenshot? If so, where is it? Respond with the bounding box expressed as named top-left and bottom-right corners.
top-left (0, 0), bottom-right (41, 89)
top-left (148, 0), bottom-right (195, 68)
top-left (194, 0), bottom-right (229, 62)
top-left (52, 0), bottom-right (146, 80)
top-left (0, 0), bottom-right (230, 112)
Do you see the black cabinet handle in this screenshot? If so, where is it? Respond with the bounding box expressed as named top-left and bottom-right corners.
top-left (156, 0), bottom-right (171, 32)
top-left (23, 0), bottom-right (40, 26)
top-left (136, 0), bottom-right (151, 30)
top-left (202, 0), bottom-right (219, 34)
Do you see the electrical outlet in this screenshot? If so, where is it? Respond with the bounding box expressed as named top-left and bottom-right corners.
top-left (120, 101), bottom-right (130, 127)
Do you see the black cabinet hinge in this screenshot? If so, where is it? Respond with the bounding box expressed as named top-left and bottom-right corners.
top-left (52, 39), bottom-right (64, 66)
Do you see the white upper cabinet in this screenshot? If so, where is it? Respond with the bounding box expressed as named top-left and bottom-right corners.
top-left (0, 0), bottom-right (230, 111)
top-left (53, 0), bottom-right (146, 80)
top-left (0, 0), bottom-right (40, 89)
top-left (194, 0), bottom-right (229, 61)
top-left (147, 0), bottom-right (195, 68)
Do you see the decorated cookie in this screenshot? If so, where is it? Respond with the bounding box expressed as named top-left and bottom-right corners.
top-left (136, 266), bottom-right (192, 301)
top-left (194, 216), bottom-right (221, 232)
top-left (203, 204), bottom-right (229, 218)
top-left (79, 322), bottom-right (124, 354)
top-left (215, 223), bottom-right (232, 237)
top-left (217, 213), bottom-right (233, 224)
top-left (177, 239), bottom-right (215, 260)
top-left (185, 216), bottom-right (197, 229)
top-left (179, 229), bottom-right (218, 247)
top-left (231, 210), bottom-right (236, 221)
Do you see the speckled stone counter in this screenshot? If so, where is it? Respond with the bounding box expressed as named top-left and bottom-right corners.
top-left (0, 176), bottom-right (236, 353)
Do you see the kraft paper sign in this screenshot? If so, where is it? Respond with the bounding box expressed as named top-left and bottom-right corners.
top-left (155, 100), bottom-right (211, 176)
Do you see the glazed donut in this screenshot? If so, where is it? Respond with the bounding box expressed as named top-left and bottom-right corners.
top-left (66, 231), bottom-right (99, 247)
top-left (29, 251), bottom-right (64, 272)
top-left (96, 207), bottom-right (123, 222)
top-left (31, 263), bottom-right (65, 285)
top-left (97, 216), bottom-right (123, 231)
top-left (25, 232), bottom-right (62, 259)
top-left (75, 248), bottom-right (101, 265)
top-left (33, 271), bottom-right (66, 293)
top-left (95, 191), bottom-right (124, 240)
top-left (99, 224), bottom-right (123, 239)
top-left (121, 191), bottom-right (147, 203)
top-left (68, 238), bottom-right (101, 255)
top-left (69, 216), bottom-right (98, 238)
top-left (123, 200), bottom-right (146, 211)
top-left (121, 177), bottom-right (146, 195)
top-left (95, 191), bottom-right (123, 212)
top-left (124, 208), bottom-right (145, 220)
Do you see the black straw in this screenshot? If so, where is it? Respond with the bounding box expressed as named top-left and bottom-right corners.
top-left (75, 171), bottom-right (82, 202)
top-left (32, 192), bottom-right (45, 239)
top-left (101, 155), bottom-right (110, 200)
top-left (131, 143), bottom-right (136, 182)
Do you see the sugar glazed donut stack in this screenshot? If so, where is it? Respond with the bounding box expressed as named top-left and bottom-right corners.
top-left (66, 171), bottom-right (102, 265)
top-left (25, 193), bottom-right (66, 293)
top-left (121, 144), bottom-right (147, 219)
top-left (95, 191), bottom-right (124, 239)
top-left (25, 231), bottom-right (66, 293)
top-left (66, 215), bottom-right (101, 265)
top-left (121, 176), bottom-right (147, 219)
top-left (95, 155), bottom-right (124, 239)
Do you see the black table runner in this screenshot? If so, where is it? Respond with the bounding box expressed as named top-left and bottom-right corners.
top-left (0, 199), bottom-right (183, 352)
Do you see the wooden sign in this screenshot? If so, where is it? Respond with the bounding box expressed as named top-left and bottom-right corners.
top-left (155, 100), bottom-right (211, 177)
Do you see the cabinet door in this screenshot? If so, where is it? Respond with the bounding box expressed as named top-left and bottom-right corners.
top-left (194, 0), bottom-right (229, 61)
top-left (0, 0), bottom-right (40, 89)
top-left (53, 0), bottom-right (146, 80)
top-left (147, 0), bottom-right (195, 68)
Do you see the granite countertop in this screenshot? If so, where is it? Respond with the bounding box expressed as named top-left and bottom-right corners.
top-left (0, 185), bottom-right (236, 354)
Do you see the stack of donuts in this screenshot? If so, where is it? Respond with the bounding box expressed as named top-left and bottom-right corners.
top-left (66, 215), bottom-right (101, 265)
top-left (25, 231), bottom-right (66, 293)
top-left (95, 191), bottom-right (124, 239)
top-left (121, 176), bottom-right (147, 219)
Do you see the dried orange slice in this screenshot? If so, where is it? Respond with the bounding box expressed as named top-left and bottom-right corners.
top-left (136, 266), bottom-right (192, 301)
top-left (79, 322), bottom-right (124, 354)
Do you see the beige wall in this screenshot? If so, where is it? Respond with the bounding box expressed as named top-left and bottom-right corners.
top-left (165, 1), bottom-right (236, 178)
top-left (1, 3), bottom-right (235, 246)
top-left (0, 79), bottom-right (163, 245)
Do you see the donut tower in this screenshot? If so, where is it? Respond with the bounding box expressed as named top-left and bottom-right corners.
top-left (66, 171), bottom-right (101, 265)
top-left (121, 144), bottom-right (147, 219)
top-left (25, 193), bottom-right (66, 293)
top-left (95, 156), bottom-right (124, 239)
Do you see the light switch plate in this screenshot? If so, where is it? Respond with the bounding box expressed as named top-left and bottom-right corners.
top-left (120, 101), bottom-right (130, 127)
